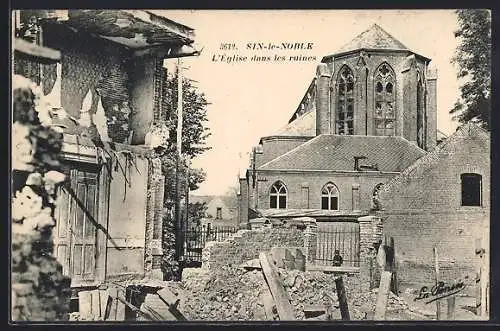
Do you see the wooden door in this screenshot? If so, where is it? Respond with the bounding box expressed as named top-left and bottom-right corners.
top-left (53, 185), bottom-right (72, 276)
top-left (53, 165), bottom-right (99, 285)
top-left (71, 169), bottom-right (98, 283)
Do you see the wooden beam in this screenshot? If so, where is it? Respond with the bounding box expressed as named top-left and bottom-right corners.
top-left (156, 288), bottom-right (187, 321)
top-left (446, 297), bottom-right (456, 320)
top-left (14, 38), bottom-right (60, 63)
top-left (335, 277), bottom-right (350, 320)
top-left (307, 265), bottom-right (360, 274)
top-left (374, 271), bottom-right (392, 320)
top-left (434, 246), bottom-right (442, 320)
top-left (259, 252), bottom-right (296, 320)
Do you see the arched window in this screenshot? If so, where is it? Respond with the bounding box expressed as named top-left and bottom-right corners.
top-left (461, 173), bottom-right (482, 206)
top-left (336, 66), bottom-right (355, 135)
top-left (321, 183), bottom-right (339, 210)
top-left (416, 74), bottom-right (426, 148)
top-left (371, 183), bottom-right (384, 210)
top-left (374, 63), bottom-right (396, 136)
top-left (270, 181), bottom-right (287, 209)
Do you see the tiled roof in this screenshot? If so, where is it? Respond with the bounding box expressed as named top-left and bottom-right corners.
top-left (380, 122), bottom-right (490, 196)
top-left (258, 134), bottom-right (426, 172)
top-left (272, 110), bottom-right (316, 136)
top-left (335, 23), bottom-right (409, 54)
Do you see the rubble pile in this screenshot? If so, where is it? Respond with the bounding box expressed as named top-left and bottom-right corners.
top-left (177, 267), bottom-right (269, 320)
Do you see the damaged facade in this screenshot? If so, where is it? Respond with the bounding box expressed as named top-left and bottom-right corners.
top-left (12, 10), bottom-right (197, 293)
top-left (237, 23), bottom-right (490, 306)
top-left (239, 24), bottom-right (438, 228)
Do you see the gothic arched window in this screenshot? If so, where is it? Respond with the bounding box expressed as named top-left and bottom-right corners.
top-left (336, 66), bottom-right (355, 135)
top-left (374, 63), bottom-right (396, 136)
top-left (270, 181), bottom-right (287, 209)
top-left (321, 183), bottom-right (339, 210)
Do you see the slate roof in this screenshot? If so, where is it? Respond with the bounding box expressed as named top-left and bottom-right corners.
top-left (380, 122), bottom-right (490, 196)
top-left (272, 110), bottom-right (316, 137)
top-left (335, 23), bottom-right (409, 54)
top-left (258, 134), bottom-right (426, 172)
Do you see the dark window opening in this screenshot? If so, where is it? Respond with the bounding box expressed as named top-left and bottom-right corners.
top-left (270, 181), bottom-right (287, 209)
top-left (216, 207), bottom-right (222, 220)
top-left (374, 63), bottom-right (396, 136)
top-left (321, 183), bottom-right (339, 210)
top-left (337, 66), bottom-right (355, 135)
top-left (461, 173), bottom-right (482, 206)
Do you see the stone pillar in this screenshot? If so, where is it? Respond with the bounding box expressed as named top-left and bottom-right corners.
top-left (151, 157), bottom-right (164, 279)
top-left (355, 55), bottom-right (368, 135)
top-left (426, 68), bottom-right (438, 151)
top-left (303, 219), bottom-right (318, 268)
top-left (238, 177), bottom-right (249, 227)
top-left (315, 63), bottom-right (332, 135)
top-left (358, 215), bottom-right (383, 292)
top-left (401, 55), bottom-right (418, 144)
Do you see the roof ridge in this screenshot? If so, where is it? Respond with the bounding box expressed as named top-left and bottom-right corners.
top-left (380, 122), bottom-right (489, 195)
top-left (335, 23), bottom-right (409, 55)
top-left (258, 134), bottom-right (326, 169)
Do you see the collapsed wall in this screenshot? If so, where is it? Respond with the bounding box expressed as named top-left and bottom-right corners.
top-left (175, 220), bottom-right (375, 320)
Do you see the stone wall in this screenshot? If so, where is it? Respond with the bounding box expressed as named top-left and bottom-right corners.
top-left (378, 124), bottom-right (490, 289)
top-left (201, 225), bottom-right (307, 271)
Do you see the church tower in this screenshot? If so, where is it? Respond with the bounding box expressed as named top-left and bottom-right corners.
top-left (314, 24), bottom-right (437, 151)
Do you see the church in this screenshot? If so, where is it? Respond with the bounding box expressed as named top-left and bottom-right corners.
top-left (238, 24), bottom-right (441, 225)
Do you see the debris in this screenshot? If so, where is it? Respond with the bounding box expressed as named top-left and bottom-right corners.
top-left (259, 252), bottom-right (296, 320)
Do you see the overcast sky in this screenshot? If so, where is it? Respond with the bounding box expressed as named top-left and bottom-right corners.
top-left (156, 10), bottom-right (461, 196)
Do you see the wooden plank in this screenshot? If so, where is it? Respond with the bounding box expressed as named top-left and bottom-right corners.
top-left (446, 297), bottom-right (456, 320)
top-left (107, 287), bottom-right (126, 321)
top-left (90, 290), bottom-right (101, 319)
top-left (104, 295), bottom-right (113, 320)
top-left (99, 290), bottom-right (108, 320)
top-left (260, 287), bottom-right (276, 320)
top-left (307, 265), bottom-right (360, 274)
top-left (374, 271), bottom-right (392, 320)
top-left (335, 277), bottom-right (350, 320)
top-left (259, 252), bottom-right (296, 320)
top-left (156, 288), bottom-right (187, 321)
top-left (434, 246), bottom-right (442, 320)
top-left (78, 291), bottom-right (92, 320)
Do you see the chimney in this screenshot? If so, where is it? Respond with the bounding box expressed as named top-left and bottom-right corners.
top-left (315, 63), bottom-right (331, 135)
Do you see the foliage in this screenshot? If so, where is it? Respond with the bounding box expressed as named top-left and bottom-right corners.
top-left (12, 74), bottom-right (71, 321)
top-left (187, 201), bottom-right (208, 229)
top-left (164, 74), bottom-right (211, 159)
top-left (450, 9), bottom-right (491, 130)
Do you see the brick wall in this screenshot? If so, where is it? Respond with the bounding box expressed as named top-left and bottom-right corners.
top-left (254, 171), bottom-right (394, 211)
top-left (379, 125), bottom-right (490, 287)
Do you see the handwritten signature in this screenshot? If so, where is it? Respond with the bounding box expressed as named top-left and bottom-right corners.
top-left (414, 281), bottom-right (466, 304)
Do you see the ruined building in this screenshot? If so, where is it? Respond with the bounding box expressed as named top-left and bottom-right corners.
top-left (12, 10), bottom-right (197, 296)
top-left (238, 24), bottom-right (437, 225)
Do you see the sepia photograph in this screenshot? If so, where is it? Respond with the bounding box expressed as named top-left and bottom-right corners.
top-left (10, 9), bottom-right (491, 322)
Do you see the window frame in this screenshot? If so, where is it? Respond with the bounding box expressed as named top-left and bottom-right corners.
top-left (374, 63), bottom-right (396, 136)
top-left (336, 65), bottom-right (355, 135)
top-left (269, 181), bottom-right (288, 209)
top-left (461, 173), bottom-right (482, 207)
top-left (321, 183), bottom-right (340, 211)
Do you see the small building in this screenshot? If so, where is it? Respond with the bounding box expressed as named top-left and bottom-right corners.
top-left (190, 195), bottom-right (238, 227)
top-left (378, 122), bottom-right (490, 288)
top-left (13, 9), bottom-right (197, 288)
